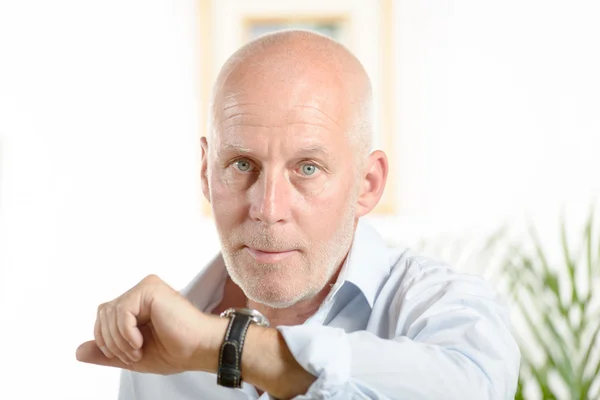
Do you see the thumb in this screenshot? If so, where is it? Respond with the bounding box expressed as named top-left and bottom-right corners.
top-left (76, 340), bottom-right (127, 369)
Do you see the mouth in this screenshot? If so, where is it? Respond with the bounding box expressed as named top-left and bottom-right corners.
top-left (244, 246), bottom-right (297, 263)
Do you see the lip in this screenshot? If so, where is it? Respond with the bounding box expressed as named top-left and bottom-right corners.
top-left (244, 247), bottom-right (296, 263)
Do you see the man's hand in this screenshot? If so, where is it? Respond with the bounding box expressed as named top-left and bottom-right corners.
top-left (76, 274), bottom-right (315, 399)
top-left (75, 274), bottom-right (227, 375)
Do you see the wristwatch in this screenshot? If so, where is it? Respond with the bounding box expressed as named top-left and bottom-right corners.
top-left (217, 307), bottom-right (270, 388)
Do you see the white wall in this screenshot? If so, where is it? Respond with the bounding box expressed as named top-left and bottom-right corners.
top-left (0, 1), bottom-right (212, 398)
top-left (392, 0), bottom-right (600, 234)
top-left (1, 1), bottom-right (599, 399)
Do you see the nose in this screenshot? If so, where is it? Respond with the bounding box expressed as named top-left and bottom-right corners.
top-left (248, 169), bottom-right (292, 225)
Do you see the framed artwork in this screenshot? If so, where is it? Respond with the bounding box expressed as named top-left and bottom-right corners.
top-left (198, 0), bottom-right (396, 216)
top-left (245, 19), bottom-right (345, 42)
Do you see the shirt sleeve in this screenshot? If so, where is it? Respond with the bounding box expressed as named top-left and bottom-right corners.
top-left (276, 257), bottom-right (521, 400)
top-left (117, 369), bottom-right (136, 400)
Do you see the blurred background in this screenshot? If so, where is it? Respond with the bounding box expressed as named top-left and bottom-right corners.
top-left (1, 0), bottom-right (599, 399)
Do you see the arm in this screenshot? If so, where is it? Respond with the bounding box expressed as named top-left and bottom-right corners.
top-left (77, 261), bottom-right (520, 400)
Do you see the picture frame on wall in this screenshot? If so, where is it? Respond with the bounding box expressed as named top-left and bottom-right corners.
top-left (198, 0), bottom-right (396, 217)
top-left (244, 17), bottom-right (347, 44)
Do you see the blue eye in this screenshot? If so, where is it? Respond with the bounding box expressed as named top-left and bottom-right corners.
top-left (300, 163), bottom-right (318, 176)
top-left (234, 159), bottom-right (253, 172)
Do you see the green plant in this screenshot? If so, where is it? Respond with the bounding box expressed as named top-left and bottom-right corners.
top-left (499, 206), bottom-right (600, 399)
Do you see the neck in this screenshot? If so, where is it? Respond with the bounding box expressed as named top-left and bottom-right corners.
top-left (248, 268), bottom-right (341, 326)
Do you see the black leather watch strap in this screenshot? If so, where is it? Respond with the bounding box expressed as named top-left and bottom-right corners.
top-left (217, 313), bottom-right (253, 388)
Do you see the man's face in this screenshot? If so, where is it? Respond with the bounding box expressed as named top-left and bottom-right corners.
top-left (205, 70), bottom-right (360, 308)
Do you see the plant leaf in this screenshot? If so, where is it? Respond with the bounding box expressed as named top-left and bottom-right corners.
top-left (579, 320), bottom-right (600, 391)
top-left (586, 205), bottom-right (594, 300)
top-left (560, 212), bottom-right (579, 307)
top-left (581, 356), bottom-right (600, 397)
top-left (504, 262), bottom-right (569, 375)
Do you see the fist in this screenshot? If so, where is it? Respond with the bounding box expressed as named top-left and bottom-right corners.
top-left (76, 275), bottom-right (225, 375)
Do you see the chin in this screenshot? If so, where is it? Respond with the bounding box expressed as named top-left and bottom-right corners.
top-left (246, 288), bottom-right (313, 309)
top-left (234, 267), bottom-right (319, 308)
top-left (244, 275), bottom-right (305, 305)
top-left (250, 295), bottom-right (300, 309)
top-left (224, 250), bottom-right (326, 307)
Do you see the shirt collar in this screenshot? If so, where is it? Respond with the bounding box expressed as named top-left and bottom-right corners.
top-left (181, 253), bottom-right (228, 312)
top-left (336, 218), bottom-right (394, 308)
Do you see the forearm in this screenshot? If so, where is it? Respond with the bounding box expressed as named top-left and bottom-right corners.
top-left (274, 324), bottom-right (519, 400)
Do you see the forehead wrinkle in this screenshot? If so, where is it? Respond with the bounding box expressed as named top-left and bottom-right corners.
top-left (219, 126), bottom-right (333, 153)
top-left (217, 101), bottom-right (343, 133)
top-left (220, 112), bottom-right (262, 128)
top-left (219, 123), bottom-right (337, 149)
top-left (292, 144), bottom-right (331, 158)
top-left (289, 104), bottom-right (342, 130)
top-left (221, 103), bottom-right (261, 112)
top-left (220, 75), bottom-right (345, 118)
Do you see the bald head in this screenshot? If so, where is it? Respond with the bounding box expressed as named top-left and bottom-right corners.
top-left (207, 29), bottom-right (373, 163)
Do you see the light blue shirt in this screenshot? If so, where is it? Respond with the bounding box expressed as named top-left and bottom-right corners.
top-left (118, 220), bottom-right (520, 399)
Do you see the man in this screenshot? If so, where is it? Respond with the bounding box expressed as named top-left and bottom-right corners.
top-left (76, 30), bottom-right (520, 399)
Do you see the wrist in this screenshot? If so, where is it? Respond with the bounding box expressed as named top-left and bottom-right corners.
top-left (194, 310), bottom-right (315, 398)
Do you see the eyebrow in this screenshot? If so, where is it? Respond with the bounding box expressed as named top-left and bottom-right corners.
top-left (221, 143), bottom-right (331, 158)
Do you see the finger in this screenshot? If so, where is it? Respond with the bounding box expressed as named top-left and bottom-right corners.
top-left (95, 306), bottom-right (114, 359)
top-left (116, 306), bottom-right (144, 352)
top-left (76, 340), bottom-right (128, 369)
top-left (100, 306), bottom-right (131, 365)
top-left (109, 306), bottom-right (141, 363)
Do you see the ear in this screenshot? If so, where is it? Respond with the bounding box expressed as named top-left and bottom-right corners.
top-left (355, 150), bottom-right (388, 217)
top-left (200, 137), bottom-right (211, 204)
